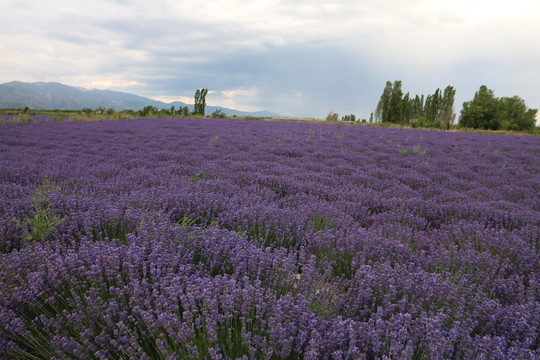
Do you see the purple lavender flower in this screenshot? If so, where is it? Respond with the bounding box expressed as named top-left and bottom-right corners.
top-left (1, 118), bottom-right (539, 358)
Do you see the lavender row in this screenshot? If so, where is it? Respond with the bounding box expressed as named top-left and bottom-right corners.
top-left (2, 219), bottom-right (538, 359)
top-left (1, 118), bottom-right (539, 358)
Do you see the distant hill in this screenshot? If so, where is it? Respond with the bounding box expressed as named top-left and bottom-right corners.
top-left (0, 81), bottom-right (280, 117)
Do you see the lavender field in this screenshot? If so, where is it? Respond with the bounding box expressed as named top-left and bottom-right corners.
top-left (1, 118), bottom-right (539, 359)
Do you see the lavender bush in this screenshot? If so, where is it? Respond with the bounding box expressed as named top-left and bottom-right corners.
top-left (1, 118), bottom-right (539, 359)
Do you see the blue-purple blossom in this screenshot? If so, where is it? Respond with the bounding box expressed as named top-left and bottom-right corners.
top-left (1, 118), bottom-right (539, 359)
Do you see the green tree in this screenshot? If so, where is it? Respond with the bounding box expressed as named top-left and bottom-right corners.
top-left (375, 80), bottom-right (404, 123)
top-left (194, 88), bottom-right (209, 116)
top-left (326, 111), bottom-right (339, 123)
top-left (341, 114), bottom-right (356, 122)
top-left (178, 106), bottom-right (190, 117)
top-left (388, 80), bottom-right (403, 123)
top-left (401, 92), bottom-right (411, 125)
top-left (140, 105), bottom-right (159, 117)
top-left (424, 88), bottom-right (441, 124)
top-left (388, 81), bottom-right (403, 123)
top-left (375, 81), bottom-right (393, 123)
top-left (411, 95), bottom-right (424, 120)
top-left (376, 81), bottom-right (457, 129)
top-left (496, 96), bottom-right (537, 131)
top-left (441, 86), bottom-right (456, 127)
top-left (211, 109), bottom-right (226, 118)
top-left (459, 86), bottom-right (500, 130)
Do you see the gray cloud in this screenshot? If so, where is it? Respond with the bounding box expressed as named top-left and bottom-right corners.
top-left (1, 0), bottom-right (539, 118)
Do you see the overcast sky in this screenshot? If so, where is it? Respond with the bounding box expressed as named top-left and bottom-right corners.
top-left (1, 0), bottom-right (539, 119)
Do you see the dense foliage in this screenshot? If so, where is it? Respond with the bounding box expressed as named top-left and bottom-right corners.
top-left (375, 81), bottom-right (456, 129)
top-left (1, 118), bottom-right (539, 359)
top-left (459, 85), bottom-right (538, 131)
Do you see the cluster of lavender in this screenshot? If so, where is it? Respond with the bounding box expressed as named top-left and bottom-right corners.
top-left (1, 118), bottom-right (539, 359)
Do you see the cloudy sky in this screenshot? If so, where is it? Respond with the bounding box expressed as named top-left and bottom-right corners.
top-left (1, 0), bottom-right (539, 119)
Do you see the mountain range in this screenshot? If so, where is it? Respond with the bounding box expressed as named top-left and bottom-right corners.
top-left (0, 81), bottom-right (280, 117)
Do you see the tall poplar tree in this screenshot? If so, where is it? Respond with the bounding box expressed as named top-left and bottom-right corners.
top-left (441, 86), bottom-right (456, 126)
top-left (194, 88), bottom-right (209, 116)
top-left (424, 88), bottom-right (441, 124)
top-left (375, 81), bottom-right (393, 123)
top-left (376, 80), bottom-right (404, 123)
top-left (411, 95), bottom-right (424, 120)
top-left (401, 92), bottom-right (411, 125)
top-left (375, 81), bottom-right (459, 128)
top-left (388, 81), bottom-right (403, 123)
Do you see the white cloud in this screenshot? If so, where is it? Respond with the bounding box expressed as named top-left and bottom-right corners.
top-left (210, 87), bottom-right (263, 111)
top-left (149, 95), bottom-right (193, 104)
top-left (221, 88), bottom-right (259, 99)
top-left (89, 80), bottom-right (143, 89)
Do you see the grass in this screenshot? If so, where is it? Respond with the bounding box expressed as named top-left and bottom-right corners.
top-left (309, 214), bottom-right (334, 232)
top-left (91, 220), bottom-right (133, 243)
top-left (186, 172), bottom-right (204, 184)
top-left (209, 135), bottom-right (219, 147)
top-left (17, 114), bottom-right (34, 122)
top-left (13, 177), bottom-right (63, 247)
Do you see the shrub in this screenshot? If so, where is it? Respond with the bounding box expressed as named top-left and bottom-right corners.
top-left (326, 111), bottom-right (339, 123)
top-left (14, 177), bottom-right (63, 246)
top-left (17, 114), bottom-right (34, 122)
top-left (211, 109), bottom-right (227, 118)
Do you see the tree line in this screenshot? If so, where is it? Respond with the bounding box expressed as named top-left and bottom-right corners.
top-left (87, 88), bottom-right (224, 119)
top-left (138, 88), bottom-right (211, 117)
top-left (375, 81), bottom-right (456, 129)
top-left (375, 81), bottom-right (537, 131)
